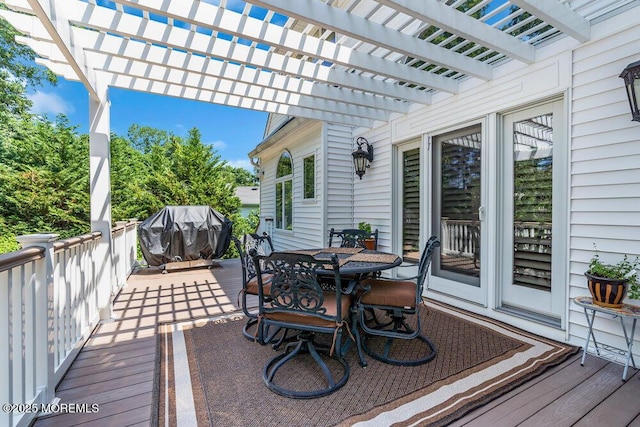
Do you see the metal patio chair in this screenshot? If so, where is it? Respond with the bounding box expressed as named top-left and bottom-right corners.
top-left (252, 250), bottom-right (354, 398)
top-left (234, 233), bottom-right (276, 341)
top-left (328, 227), bottom-right (379, 250)
top-left (356, 236), bottom-right (440, 366)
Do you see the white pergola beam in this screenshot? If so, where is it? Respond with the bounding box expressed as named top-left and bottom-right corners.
top-left (37, 57), bottom-right (375, 127)
top-left (378, 0), bottom-right (535, 64)
top-left (115, 0), bottom-right (458, 94)
top-left (61, 0), bottom-right (430, 104)
top-left (74, 30), bottom-right (409, 114)
top-left (246, 0), bottom-right (493, 80)
top-left (82, 50), bottom-right (390, 121)
top-left (100, 69), bottom-right (374, 128)
top-left (19, 0), bottom-right (101, 101)
top-left (511, 0), bottom-right (590, 42)
top-left (27, 33), bottom-right (385, 122)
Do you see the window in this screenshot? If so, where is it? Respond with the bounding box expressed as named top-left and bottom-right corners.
top-left (275, 151), bottom-right (293, 230)
top-left (303, 154), bottom-right (315, 200)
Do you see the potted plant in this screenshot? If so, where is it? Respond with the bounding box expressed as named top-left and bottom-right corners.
top-left (585, 249), bottom-right (639, 308)
top-left (358, 221), bottom-right (376, 250)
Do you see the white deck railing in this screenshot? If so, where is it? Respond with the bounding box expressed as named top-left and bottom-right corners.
top-left (0, 221), bottom-right (138, 427)
top-left (441, 219), bottom-right (480, 258)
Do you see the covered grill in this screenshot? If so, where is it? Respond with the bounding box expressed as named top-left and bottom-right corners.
top-left (138, 205), bottom-right (232, 267)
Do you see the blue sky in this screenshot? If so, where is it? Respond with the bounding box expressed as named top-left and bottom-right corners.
top-left (28, 78), bottom-right (269, 172)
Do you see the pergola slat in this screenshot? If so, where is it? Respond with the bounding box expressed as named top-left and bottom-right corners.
top-left (23, 0), bottom-right (100, 100)
top-left (246, 0), bottom-right (493, 80)
top-left (116, 0), bottom-right (458, 94)
top-left (511, 0), bottom-right (591, 42)
top-left (378, 0), bottom-right (535, 64)
top-left (36, 58), bottom-right (375, 127)
top-left (1, 0), bottom-right (596, 127)
top-left (58, 0), bottom-right (431, 105)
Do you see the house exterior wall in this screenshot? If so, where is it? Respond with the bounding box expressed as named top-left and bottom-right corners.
top-left (256, 120), bottom-right (325, 250)
top-left (350, 6), bottom-right (640, 346)
top-left (263, 113), bottom-right (293, 139)
top-left (567, 11), bottom-right (640, 351)
top-left (254, 5), bottom-right (640, 353)
top-left (324, 123), bottom-right (357, 244)
top-left (352, 125), bottom-right (395, 252)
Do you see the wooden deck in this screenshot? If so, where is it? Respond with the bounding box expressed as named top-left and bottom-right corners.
top-left (33, 259), bottom-right (640, 427)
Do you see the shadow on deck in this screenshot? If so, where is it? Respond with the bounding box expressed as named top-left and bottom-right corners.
top-left (33, 258), bottom-right (640, 426)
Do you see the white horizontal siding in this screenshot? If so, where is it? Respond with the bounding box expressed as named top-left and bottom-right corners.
top-left (256, 121), bottom-right (324, 251)
top-left (353, 125), bottom-right (394, 252)
top-left (325, 123), bottom-right (355, 243)
top-left (568, 9), bottom-right (640, 356)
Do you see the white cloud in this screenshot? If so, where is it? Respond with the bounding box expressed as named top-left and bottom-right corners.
top-left (28, 91), bottom-right (74, 116)
top-left (228, 158), bottom-right (253, 172)
top-left (210, 139), bottom-right (227, 150)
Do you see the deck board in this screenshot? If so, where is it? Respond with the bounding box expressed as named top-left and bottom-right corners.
top-left (452, 353), bottom-right (606, 426)
top-left (32, 260), bottom-right (243, 427)
top-left (575, 368), bottom-right (640, 426)
top-left (518, 362), bottom-right (627, 427)
top-left (33, 258), bottom-right (640, 426)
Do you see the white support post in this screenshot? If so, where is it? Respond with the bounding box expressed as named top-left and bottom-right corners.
top-left (89, 86), bottom-right (114, 321)
top-left (15, 233), bottom-right (59, 406)
top-left (114, 220), bottom-right (128, 292)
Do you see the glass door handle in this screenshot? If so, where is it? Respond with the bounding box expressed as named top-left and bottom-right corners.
top-left (478, 206), bottom-right (486, 221)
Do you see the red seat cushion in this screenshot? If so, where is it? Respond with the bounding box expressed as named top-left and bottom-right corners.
top-left (359, 278), bottom-right (416, 309)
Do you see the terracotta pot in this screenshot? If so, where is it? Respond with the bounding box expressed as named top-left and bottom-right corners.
top-left (364, 239), bottom-right (376, 250)
top-left (585, 272), bottom-right (628, 308)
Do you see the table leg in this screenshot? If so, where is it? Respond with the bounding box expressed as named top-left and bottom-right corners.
top-left (350, 307), bottom-right (368, 367)
top-left (619, 318), bottom-right (637, 382)
top-left (581, 308), bottom-right (600, 366)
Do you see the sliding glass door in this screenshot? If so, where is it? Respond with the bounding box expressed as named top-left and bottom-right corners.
top-left (499, 101), bottom-right (566, 323)
top-left (429, 125), bottom-right (485, 304)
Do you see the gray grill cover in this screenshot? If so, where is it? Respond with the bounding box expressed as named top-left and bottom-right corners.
top-left (138, 206), bottom-right (233, 266)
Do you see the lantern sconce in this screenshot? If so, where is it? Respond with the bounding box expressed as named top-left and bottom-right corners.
top-left (619, 59), bottom-right (640, 122)
top-left (352, 137), bottom-right (374, 179)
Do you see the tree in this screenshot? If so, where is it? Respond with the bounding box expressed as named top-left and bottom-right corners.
top-left (0, 12), bottom-right (57, 119)
top-left (0, 115), bottom-right (89, 239)
top-left (110, 133), bottom-right (149, 221)
top-left (126, 124), bottom-right (171, 154)
top-left (0, 17), bottom-right (253, 255)
top-left (223, 164), bottom-right (258, 185)
top-left (122, 126), bottom-right (242, 221)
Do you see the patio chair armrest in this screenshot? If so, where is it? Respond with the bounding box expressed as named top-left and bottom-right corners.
top-left (343, 278), bottom-right (358, 295)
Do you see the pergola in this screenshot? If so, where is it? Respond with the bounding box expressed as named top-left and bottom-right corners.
top-left (0, 0), bottom-right (612, 317)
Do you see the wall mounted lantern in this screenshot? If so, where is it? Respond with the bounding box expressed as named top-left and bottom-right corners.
top-left (352, 137), bottom-right (374, 179)
top-left (620, 59), bottom-right (640, 122)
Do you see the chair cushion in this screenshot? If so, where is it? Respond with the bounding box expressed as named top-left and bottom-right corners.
top-left (359, 278), bottom-right (416, 309)
top-left (265, 294), bottom-right (352, 327)
top-left (245, 274), bottom-right (273, 295)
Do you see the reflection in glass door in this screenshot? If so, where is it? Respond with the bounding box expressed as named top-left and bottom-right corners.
top-left (512, 114), bottom-right (553, 291)
top-left (432, 126), bottom-right (481, 287)
top-left (500, 100), bottom-right (566, 322)
top-left (500, 101), bottom-right (568, 326)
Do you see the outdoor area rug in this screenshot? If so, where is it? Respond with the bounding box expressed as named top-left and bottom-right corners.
top-left (154, 301), bottom-right (578, 427)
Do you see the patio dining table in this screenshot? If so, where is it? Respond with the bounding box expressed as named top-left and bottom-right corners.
top-left (287, 246), bottom-right (402, 275)
top-left (286, 246), bottom-right (403, 366)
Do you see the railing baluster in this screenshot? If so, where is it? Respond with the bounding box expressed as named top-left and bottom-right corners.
top-left (0, 223), bottom-right (138, 426)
